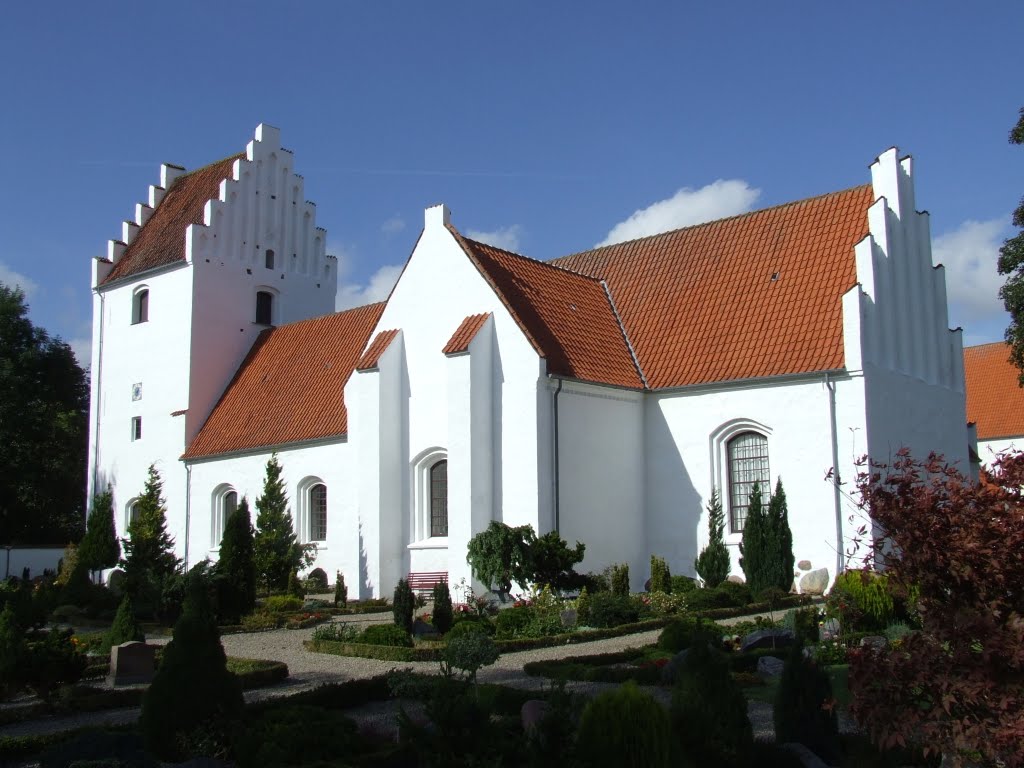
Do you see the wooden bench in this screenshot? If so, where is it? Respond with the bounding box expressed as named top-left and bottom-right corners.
top-left (407, 571), bottom-right (448, 596)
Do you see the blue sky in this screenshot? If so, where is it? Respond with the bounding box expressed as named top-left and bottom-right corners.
top-left (2, 1), bottom-right (1021, 363)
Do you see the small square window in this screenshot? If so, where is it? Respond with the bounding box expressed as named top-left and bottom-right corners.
top-left (131, 417), bottom-right (142, 441)
top-left (265, 249), bottom-right (275, 270)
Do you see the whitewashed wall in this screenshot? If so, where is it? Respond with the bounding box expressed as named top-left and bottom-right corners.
top-left (976, 437), bottom-right (1023, 467)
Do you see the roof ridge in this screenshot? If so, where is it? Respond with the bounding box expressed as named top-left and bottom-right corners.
top-left (461, 234), bottom-right (605, 285)
top-left (172, 151), bottom-right (247, 183)
top-left (599, 279), bottom-right (648, 388)
top-left (965, 340), bottom-right (1011, 351)
top-left (557, 183), bottom-right (874, 261)
top-left (270, 301), bottom-right (386, 332)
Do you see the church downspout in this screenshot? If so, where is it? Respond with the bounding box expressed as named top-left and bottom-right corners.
top-left (552, 378), bottom-right (563, 533)
top-left (91, 292), bottom-right (105, 498)
top-left (183, 463), bottom-right (192, 569)
top-left (825, 373), bottom-right (845, 578)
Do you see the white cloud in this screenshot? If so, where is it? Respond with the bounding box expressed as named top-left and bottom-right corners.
top-left (465, 225), bottom-right (523, 253)
top-left (381, 215), bottom-right (406, 236)
top-left (336, 263), bottom-right (403, 310)
top-left (68, 336), bottom-right (92, 368)
top-left (597, 179), bottom-right (761, 247)
top-left (932, 218), bottom-right (1010, 335)
top-left (0, 260), bottom-right (39, 298)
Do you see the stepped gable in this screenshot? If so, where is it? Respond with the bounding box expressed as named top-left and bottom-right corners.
top-left (183, 302), bottom-right (386, 460)
top-left (964, 342), bottom-right (1024, 441)
top-left (102, 154), bottom-right (244, 285)
top-left (450, 230), bottom-right (644, 389)
top-left (551, 184), bottom-right (874, 389)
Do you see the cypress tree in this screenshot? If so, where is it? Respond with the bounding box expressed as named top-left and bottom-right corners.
top-left (78, 488), bottom-right (120, 577)
top-left (334, 571), bottom-right (348, 608)
top-left (106, 594), bottom-right (144, 648)
top-left (739, 483), bottom-right (769, 594)
top-left (766, 478), bottom-right (795, 592)
top-left (120, 465), bottom-right (180, 615)
top-left (694, 488), bottom-right (731, 588)
top-left (253, 455), bottom-right (309, 593)
top-left (214, 497), bottom-right (256, 622)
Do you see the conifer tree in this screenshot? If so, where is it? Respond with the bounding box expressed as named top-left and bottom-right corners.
top-left (106, 594), bottom-right (145, 648)
top-left (694, 488), bottom-right (731, 588)
top-left (739, 483), bottom-right (769, 594)
top-left (121, 465), bottom-right (180, 614)
top-left (214, 497), bottom-right (256, 622)
top-left (78, 488), bottom-right (120, 578)
top-left (766, 478), bottom-right (795, 592)
top-left (253, 455), bottom-right (313, 593)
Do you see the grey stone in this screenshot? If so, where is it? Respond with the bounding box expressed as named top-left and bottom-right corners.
top-left (559, 609), bottom-right (577, 628)
top-left (521, 699), bottom-right (550, 737)
top-left (780, 742), bottom-right (831, 768)
top-left (108, 641), bottom-right (155, 686)
top-left (799, 568), bottom-right (830, 595)
top-left (756, 655), bottom-right (786, 679)
top-left (726, 574), bottom-right (746, 584)
top-left (740, 628), bottom-right (795, 653)
top-left (797, 560), bottom-right (813, 571)
top-left (106, 568), bottom-right (126, 596)
top-left (820, 618), bottom-right (840, 640)
top-left (660, 648), bottom-right (690, 684)
top-left (860, 635), bottom-right (887, 649)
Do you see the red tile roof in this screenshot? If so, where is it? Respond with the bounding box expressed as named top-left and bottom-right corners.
top-left (102, 154), bottom-right (243, 285)
top-left (964, 342), bottom-right (1024, 440)
top-left (443, 313), bottom-right (491, 355)
top-left (450, 230), bottom-right (645, 388)
top-left (356, 329), bottom-right (400, 370)
top-left (183, 302), bottom-right (385, 459)
top-left (551, 185), bottom-right (874, 389)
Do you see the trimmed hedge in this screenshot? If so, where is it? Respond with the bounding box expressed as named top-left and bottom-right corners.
top-left (305, 639), bottom-right (446, 662)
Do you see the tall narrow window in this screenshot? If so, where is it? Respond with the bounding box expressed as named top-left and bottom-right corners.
top-left (727, 431), bottom-right (769, 533)
top-left (130, 416), bottom-right (142, 441)
top-left (132, 289), bottom-right (149, 324)
top-left (265, 249), bottom-right (275, 269)
top-left (211, 486), bottom-right (238, 547)
top-left (128, 501), bottom-right (141, 527)
top-left (309, 483), bottom-right (327, 541)
top-left (429, 460), bottom-right (448, 537)
top-left (255, 291), bottom-right (273, 325)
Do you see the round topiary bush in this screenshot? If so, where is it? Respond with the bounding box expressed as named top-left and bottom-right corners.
top-left (446, 617), bottom-right (494, 639)
top-left (657, 617), bottom-right (704, 654)
top-left (685, 587), bottom-right (735, 612)
top-left (359, 623), bottom-right (413, 648)
top-left (715, 581), bottom-right (753, 607)
top-left (305, 567), bottom-right (328, 593)
top-left (494, 605), bottom-right (533, 639)
top-left (576, 681), bottom-right (672, 768)
top-left (586, 592), bottom-right (639, 629)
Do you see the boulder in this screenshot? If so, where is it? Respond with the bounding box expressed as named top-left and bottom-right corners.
top-left (108, 641), bottom-right (156, 686)
top-left (660, 648), bottom-right (690, 685)
top-left (726, 575), bottom-right (746, 585)
top-left (859, 635), bottom-right (887, 650)
top-left (740, 628), bottom-right (795, 653)
top-left (797, 560), bottom-right (813, 572)
top-left (521, 700), bottom-right (550, 737)
top-left (756, 655), bottom-right (786, 679)
top-left (799, 568), bottom-right (829, 595)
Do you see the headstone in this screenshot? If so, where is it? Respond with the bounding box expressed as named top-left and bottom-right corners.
top-left (521, 700), bottom-right (550, 737)
top-left (820, 618), bottom-right (840, 640)
top-left (860, 635), bottom-right (887, 650)
top-left (412, 618), bottom-right (435, 636)
top-left (799, 568), bottom-right (829, 595)
top-left (797, 560), bottom-right (812, 572)
top-left (780, 743), bottom-right (831, 768)
top-left (559, 609), bottom-right (577, 628)
top-left (106, 569), bottom-right (127, 597)
top-left (756, 655), bottom-right (786, 679)
top-left (108, 641), bottom-right (156, 686)
top-left (740, 628), bottom-right (795, 653)
top-left (726, 575), bottom-right (746, 585)
top-left (660, 648), bottom-right (691, 684)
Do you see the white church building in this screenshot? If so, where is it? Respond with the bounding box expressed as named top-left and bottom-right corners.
top-left (87, 124), bottom-right (970, 598)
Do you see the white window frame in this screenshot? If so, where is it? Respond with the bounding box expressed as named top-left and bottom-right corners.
top-left (132, 285), bottom-right (149, 325)
top-left (409, 447), bottom-right (448, 548)
top-left (709, 418), bottom-right (773, 542)
top-left (296, 476), bottom-right (328, 546)
top-left (125, 498), bottom-right (141, 530)
top-left (130, 416), bottom-right (142, 442)
top-left (211, 484), bottom-right (238, 548)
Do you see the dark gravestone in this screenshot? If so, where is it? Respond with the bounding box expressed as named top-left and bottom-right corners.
top-left (740, 628), bottom-right (795, 653)
top-left (108, 641), bottom-right (156, 686)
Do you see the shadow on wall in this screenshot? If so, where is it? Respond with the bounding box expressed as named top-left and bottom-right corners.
top-left (491, 321), bottom-right (504, 522)
top-left (645, 403), bottom-right (703, 581)
top-left (358, 522), bottom-right (371, 600)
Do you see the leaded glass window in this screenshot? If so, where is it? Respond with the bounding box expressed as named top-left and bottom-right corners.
top-left (310, 483), bottom-right (327, 541)
top-left (727, 432), bottom-right (769, 532)
top-left (430, 460), bottom-right (448, 537)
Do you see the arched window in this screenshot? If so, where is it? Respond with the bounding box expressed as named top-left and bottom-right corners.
top-left (309, 483), bottom-right (327, 541)
top-left (126, 499), bottom-right (141, 529)
top-left (255, 290), bottom-right (273, 325)
top-left (265, 249), bottom-right (275, 270)
top-left (429, 460), bottom-right (448, 538)
top-left (211, 486), bottom-right (238, 547)
top-left (726, 432), bottom-right (770, 533)
top-left (132, 288), bottom-right (149, 324)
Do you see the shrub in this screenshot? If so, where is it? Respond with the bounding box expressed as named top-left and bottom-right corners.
top-left (774, 642), bottom-right (839, 761)
top-left (359, 623), bottom-right (413, 648)
top-left (24, 628), bottom-right (87, 702)
top-left (494, 605), bottom-right (533, 639)
top-left (670, 575), bottom-right (697, 594)
top-left (670, 638), bottom-right (753, 765)
top-left (140, 568), bottom-right (244, 760)
top-left (392, 578), bottom-right (415, 634)
top-left (610, 563), bottom-right (630, 596)
top-left (446, 617), bottom-right (494, 639)
top-left (431, 581), bottom-right (454, 635)
top-left (333, 571), bottom-right (348, 609)
top-left (0, 605), bottom-right (27, 699)
top-left (740, 479), bottom-right (795, 595)
top-left (530, 530), bottom-right (586, 591)
top-left (649, 555), bottom-right (671, 593)
top-left (827, 568), bottom-right (896, 632)
top-left (575, 586), bottom-right (592, 624)
top-left (263, 595), bottom-right (303, 613)
top-left (442, 631), bottom-right (499, 684)
top-left (657, 616), bottom-right (708, 654)
top-left (305, 567), bottom-right (328, 593)
top-left (580, 571), bottom-right (610, 594)
top-left (576, 681), bottom-right (672, 768)
top-left (106, 594), bottom-right (144, 648)
top-left (694, 488), bottom-right (731, 587)
top-left (236, 704), bottom-right (359, 768)
top-left (684, 587), bottom-right (734, 612)
top-left (716, 580), bottom-right (753, 607)
top-left (286, 570), bottom-right (304, 599)
top-left (786, 606), bottom-right (821, 645)
top-left (466, 521), bottom-right (536, 598)
top-left (311, 622), bottom-right (360, 643)
top-left (78, 488), bottom-right (121, 575)
top-left (587, 592), bottom-right (639, 628)
top-left (120, 465), bottom-right (181, 617)
top-left (214, 496), bottom-right (256, 623)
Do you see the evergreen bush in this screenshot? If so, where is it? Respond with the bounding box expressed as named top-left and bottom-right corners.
top-left (392, 578), bottom-right (415, 634)
top-left (716, 580), bottom-right (753, 607)
top-left (140, 566), bottom-right (244, 761)
top-left (610, 563), bottom-right (630, 596)
top-left (334, 570), bottom-right (348, 608)
top-left (253, 455), bottom-right (315, 594)
top-left (466, 521), bottom-right (536, 599)
top-left (694, 487), bottom-right (731, 588)
top-left (445, 618), bottom-right (493, 640)
top-left (263, 595), bottom-right (303, 613)
top-left (78, 488), bottom-right (121, 576)
top-left (530, 530), bottom-right (586, 591)
top-left (305, 567), bottom-right (328, 592)
top-left (827, 569), bottom-right (896, 632)
top-left (431, 581), bottom-right (454, 635)
top-left (739, 482), bottom-right (769, 594)
top-left (0, 605), bottom-right (26, 699)
top-left (120, 465), bottom-right (181, 617)
top-left (774, 641), bottom-right (839, 762)
top-left (106, 594), bottom-right (144, 648)
top-left (670, 575), bottom-right (697, 594)
top-left (576, 681), bottom-right (672, 768)
top-left (359, 624), bottom-right (413, 647)
top-left (657, 616), bottom-right (707, 654)
top-left (442, 631), bottom-right (499, 684)
top-left (286, 570), bottom-right (304, 599)
top-left (494, 605), bottom-right (533, 639)
top-left (586, 592), bottom-right (639, 628)
top-left (214, 496), bottom-right (256, 623)
top-left (649, 555), bottom-right (671, 593)
top-left (766, 478), bottom-right (795, 592)
top-left (24, 628), bottom-right (86, 702)
top-left (575, 586), bottom-right (592, 624)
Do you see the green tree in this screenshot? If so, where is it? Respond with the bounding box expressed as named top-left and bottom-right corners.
top-left (120, 465), bottom-right (180, 615)
top-left (213, 496), bottom-right (256, 622)
top-left (739, 483), bottom-right (769, 594)
top-left (78, 488), bottom-right (121, 577)
top-left (106, 594), bottom-right (145, 648)
top-left (466, 521), bottom-right (536, 599)
top-left (253, 455), bottom-right (314, 593)
top-left (0, 284), bottom-right (88, 545)
top-left (529, 530), bottom-right (585, 591)
top-left (766, 477), bottom-right (795, 592)
top-left (998, 107), bottom-right (1024, 384)
top-left (695, 488), bottom-right (731, 588)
